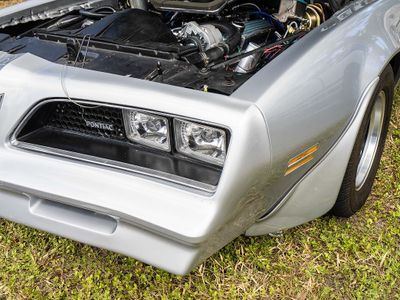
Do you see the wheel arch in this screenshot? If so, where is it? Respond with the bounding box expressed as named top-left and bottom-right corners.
top-left (389, 51), bottom-right (400, 85)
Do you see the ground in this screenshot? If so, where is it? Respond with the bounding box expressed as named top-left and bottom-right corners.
top-left (0, 1), bottom-right (399, 299)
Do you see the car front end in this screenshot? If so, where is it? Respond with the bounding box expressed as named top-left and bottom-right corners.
top-left (0, 51), bottom-right (270, 274)
top-left (0, 0), bottom-right (397, 274)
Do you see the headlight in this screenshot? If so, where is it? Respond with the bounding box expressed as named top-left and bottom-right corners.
top-left (174, 119), bottom-right (227, 166)
top-left (123, 109), bottom-right (170, 151)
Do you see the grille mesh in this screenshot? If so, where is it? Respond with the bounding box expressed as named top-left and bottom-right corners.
top-left (46, 102), bottom-right (126, 140)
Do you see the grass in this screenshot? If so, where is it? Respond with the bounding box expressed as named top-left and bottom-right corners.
top-left (0, 1), bottom-right (399, 299)
top-left (0, 1), bottom-right (22, 9)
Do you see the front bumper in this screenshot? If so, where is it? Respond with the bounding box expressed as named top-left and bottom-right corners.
top-left (0, 53), bottom-right (271, 274)
top-left (0, 188), bottom-right (201, 274)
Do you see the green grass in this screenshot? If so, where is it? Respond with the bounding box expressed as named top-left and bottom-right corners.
top-left (0, 1), bottom-right (399, 298)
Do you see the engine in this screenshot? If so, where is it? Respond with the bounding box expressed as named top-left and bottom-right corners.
top-left (0, 0), bottom-right (337, 95)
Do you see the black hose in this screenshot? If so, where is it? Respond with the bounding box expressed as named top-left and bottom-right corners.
top-left (79, 9), bottom-right (107, 19)
top-left (93, 6), bottom-right (117, 13)
top-left (178, 44), bottom-right (201, 56)
top-left (47, 15), bottom-right (84, 30)
top-left (204, 46), bottom-right (225, 63)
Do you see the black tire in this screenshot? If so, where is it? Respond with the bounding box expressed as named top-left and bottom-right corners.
top-left (332, 65), bottom-right (394, 217)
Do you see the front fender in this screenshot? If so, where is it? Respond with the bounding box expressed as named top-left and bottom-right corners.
top-left (246, 77), bottom-right (379, 235)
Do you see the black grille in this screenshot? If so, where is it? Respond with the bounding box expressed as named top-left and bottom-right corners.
top-left (45, 102), bottom-right (126, 140)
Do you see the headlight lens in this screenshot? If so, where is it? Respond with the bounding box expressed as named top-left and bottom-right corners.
top-left (123, 110), bottom-right (170, 151)
top-left (174, 119), bottom-right (227, 166)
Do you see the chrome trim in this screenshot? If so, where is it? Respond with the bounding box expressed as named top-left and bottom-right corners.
top-left (9, 99), bottom-right (227, 194)
top-left (11, 140), bottom-right (217, 193)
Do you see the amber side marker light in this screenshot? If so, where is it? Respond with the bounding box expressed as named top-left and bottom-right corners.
top-left (285, 144), bottom-right (319, 176)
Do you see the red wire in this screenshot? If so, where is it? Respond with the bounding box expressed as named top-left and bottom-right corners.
top-left (264, 45), bottom-right (283, 54)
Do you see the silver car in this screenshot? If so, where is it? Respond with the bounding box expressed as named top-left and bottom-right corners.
top-left (0, 0), bottom-right (398, 275)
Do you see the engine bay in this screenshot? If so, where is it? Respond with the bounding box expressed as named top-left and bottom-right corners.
top-left (0, 0), bottom-right (349, 95)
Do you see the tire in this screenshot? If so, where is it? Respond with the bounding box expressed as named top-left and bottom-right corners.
top-left (332, 65), bottom-right (394, 217)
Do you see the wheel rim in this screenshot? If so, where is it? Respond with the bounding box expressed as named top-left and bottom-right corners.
top-left (355, 91), bottom-right (386, 191)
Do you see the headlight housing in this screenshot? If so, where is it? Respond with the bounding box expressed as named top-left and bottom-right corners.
top-left (174, 119), bottom-right (227, 166)
top-left (123, 109), bottom-right (171, 151)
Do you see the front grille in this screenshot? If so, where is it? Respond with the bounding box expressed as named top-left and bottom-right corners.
top-left (14, 100), bottom-right (222, 188)
top-left (46, 102), bottom-right (126, 141)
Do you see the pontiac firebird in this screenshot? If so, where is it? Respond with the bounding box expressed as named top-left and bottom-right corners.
top-left (0, 0), bottom-right (398, 275)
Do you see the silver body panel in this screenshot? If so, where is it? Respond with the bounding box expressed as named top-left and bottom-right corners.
top-left (0, 0), bottom-right (399, 274)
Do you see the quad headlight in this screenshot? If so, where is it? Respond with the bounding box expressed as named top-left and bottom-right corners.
top-left (174, 119), bottom-right (227, 166)
top-left (123, 110), bottom-right (171, 151)
top-left (123, 109), bottom-right (227, 166)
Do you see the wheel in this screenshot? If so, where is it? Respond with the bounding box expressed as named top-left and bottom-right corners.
top-left (332, 65), bottom-right (394, 217)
